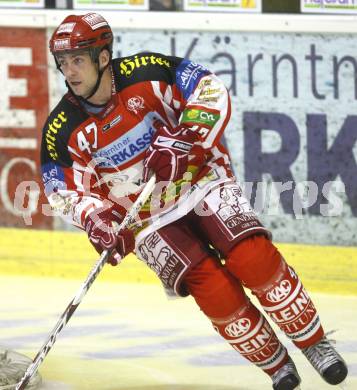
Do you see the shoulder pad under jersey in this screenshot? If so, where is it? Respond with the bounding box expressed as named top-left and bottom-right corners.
top-left (41, 97), bottom-right (89, 167)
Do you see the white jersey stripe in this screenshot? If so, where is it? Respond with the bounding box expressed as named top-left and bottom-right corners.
top-left (151, 81), bottom-right (177, 128)
top-left (73, 169), bottom-right (84, 192)
top-left (68, 145), bottom-right (81, 158)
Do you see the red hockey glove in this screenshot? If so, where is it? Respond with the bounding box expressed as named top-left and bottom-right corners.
top-left (84, 207), bottom-right (135, 266)
top-left (143, 121), bottom-right (198, 182)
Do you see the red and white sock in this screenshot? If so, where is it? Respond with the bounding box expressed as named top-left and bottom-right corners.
top-left (210, 301), bottom-right (288, 375)
top-left (253, 260), bottom-right (324, 348)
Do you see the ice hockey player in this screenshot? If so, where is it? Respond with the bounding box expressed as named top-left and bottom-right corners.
top-left (41, 12), bottom-right (348, 389)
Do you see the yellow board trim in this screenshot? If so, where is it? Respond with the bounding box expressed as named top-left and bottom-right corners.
top-left (0, 228), bottom-right (356, 295)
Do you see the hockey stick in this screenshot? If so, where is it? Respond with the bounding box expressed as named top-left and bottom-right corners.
top-left (14, 175), bottom-right (156, 390)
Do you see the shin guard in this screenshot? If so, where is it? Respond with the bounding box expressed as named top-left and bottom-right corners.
top-left (253, 260), bottom-right (324, 348)
top-left (210, 302), bottom-right (288, 375)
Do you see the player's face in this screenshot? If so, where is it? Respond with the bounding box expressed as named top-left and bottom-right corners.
top-left (56, 51), bottom-right (98, 98)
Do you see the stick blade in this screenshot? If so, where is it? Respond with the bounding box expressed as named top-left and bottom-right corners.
top-left (0, 349), bottom-right (41, 390)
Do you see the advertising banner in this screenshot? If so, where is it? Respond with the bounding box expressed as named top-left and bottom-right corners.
top-left (0, 27), bottom-right (50, 228)
top-left (0, 0), bottom-right (44, 7)
top-left (301, 0), bottom-right (357, 14)
top-left (73, 0), bottom-right (149, 10)
top-left (184, 0), bottom-right (261, 12)
top-left (1, 22), bottom-right (356, 244)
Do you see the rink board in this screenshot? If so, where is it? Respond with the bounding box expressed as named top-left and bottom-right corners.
top-left (0, 228), bottom-right (356, 295)
top-left (0, 228), bottom-right (356, 389)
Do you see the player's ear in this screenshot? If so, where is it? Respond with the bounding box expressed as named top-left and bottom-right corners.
top-left (99, 49), bottom-right (110, 68)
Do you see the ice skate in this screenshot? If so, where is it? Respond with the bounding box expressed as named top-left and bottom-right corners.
top-left (302, 335), bottom-right (348, 385)
top-left (271, 357), bottom-right (301, 390)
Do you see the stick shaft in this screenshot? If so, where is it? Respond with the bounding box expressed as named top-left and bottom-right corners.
top-left (15, 176), bottom-right (156, 389)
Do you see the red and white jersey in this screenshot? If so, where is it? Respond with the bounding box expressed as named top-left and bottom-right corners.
top-left (41, 53), bottom-right (234, 233)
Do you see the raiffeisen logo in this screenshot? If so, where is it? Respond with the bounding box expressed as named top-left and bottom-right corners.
top-left (119, 55), bottom-right (171, 77)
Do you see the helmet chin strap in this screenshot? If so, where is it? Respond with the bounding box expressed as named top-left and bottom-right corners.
top-left (82, 61), bottom-right (109, 101)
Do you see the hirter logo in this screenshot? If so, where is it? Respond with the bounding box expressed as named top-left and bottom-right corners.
top-left (266, 280), bottom-right (292, 303)
top-left (225, 318), bottom-right (251, 338)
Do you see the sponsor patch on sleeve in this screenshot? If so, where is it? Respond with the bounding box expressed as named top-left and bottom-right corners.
top-left (41, 162), bottom-right (66, 196)
top-left (176, 60), bottom-right (210, 100)
top-left (181, 108), bottom-right (220, 128)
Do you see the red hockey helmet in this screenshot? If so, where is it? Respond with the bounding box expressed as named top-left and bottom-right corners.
top-left (49, 13), bottom-right (113, 56)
